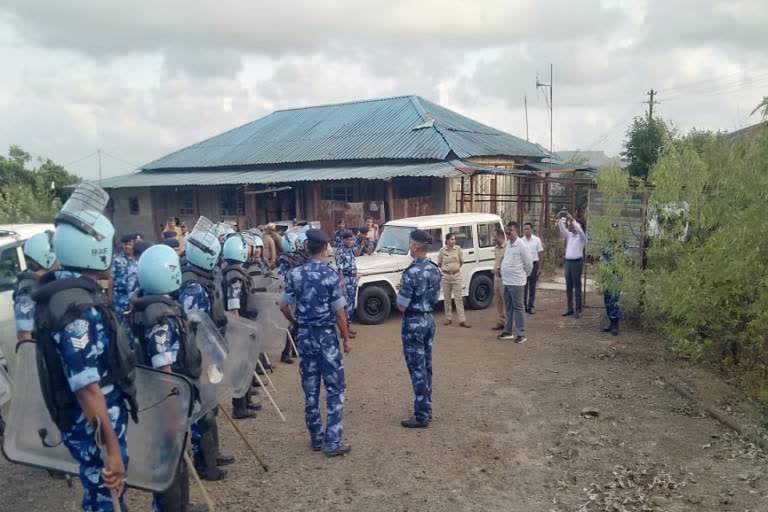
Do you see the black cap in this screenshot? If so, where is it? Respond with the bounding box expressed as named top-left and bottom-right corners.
top-left (410, 230), bottom-right (432, 244)
top-left (134, 240), bottom-right (152, 256)
top-left (162, 239), bottom-right (180, 248)
top-left (359, 226), bottom-right (369, 234)
top-left (162, 230), bottom-right (177, 239)
top-left (120, 233), bottom-right (136, 244)
top-left (341, 229), bottom-right (354, 239)
top-left (306, 229), bottom-right (329, 244)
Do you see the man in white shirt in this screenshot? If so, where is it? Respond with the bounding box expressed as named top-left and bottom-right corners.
top-left (558, 212), bottom-right (586, 318)
top-left (521, 222), bottom-right (544, 314)
top-left (498, 222), bottom-right (533, 343)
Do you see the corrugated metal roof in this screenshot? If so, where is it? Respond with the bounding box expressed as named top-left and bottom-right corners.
top-left (100, 160), bottom-right (469, 189)
top-left (142, 95), bottom-right (547, 171)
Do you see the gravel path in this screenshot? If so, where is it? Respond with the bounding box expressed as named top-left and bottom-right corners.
top-left (2, 289), bottom-right (766, 511)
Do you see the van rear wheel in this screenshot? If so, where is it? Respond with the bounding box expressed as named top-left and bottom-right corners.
top-left (466, 273), bottom-right (493, 310)
top-left (356, 286), bottom-right (391, 325)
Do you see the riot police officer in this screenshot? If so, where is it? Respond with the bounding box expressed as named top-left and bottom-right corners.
top-left (277, 230), bottom-right (309, 364)
top-left (32, 184), bottom-right (136, 511)
top-left (334, 230), bottom-right (358, 337)
top-left (13, 231), bottom-right (56, 341)
top-left (221, 235), bottom-right (259, 419)
top-left (111, 233), bottom-right (139, 326)
top-left (131, 244), bottom-right (207, 512)
top-left (177, 218), bottom-right (234, 481)
top-left (395, 230), bottom-right (441, 429)
top-left (279, 229), bottom-right (352, 457)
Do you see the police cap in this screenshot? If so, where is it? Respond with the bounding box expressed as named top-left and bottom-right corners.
top-left (162, 230), bottom-right (177, 239)
top-left (134, 240), bottom-right (152, 256)
top-left (341, 229), bottom-right (354, 239)
top-left (162, 238), bottom-right (180, 248)
top-left (305, 229), bottom-right (329, 244)
top-left (410, 229), bottom-right (432, 244)
top-left (120, 233), bottom-right (136, 243)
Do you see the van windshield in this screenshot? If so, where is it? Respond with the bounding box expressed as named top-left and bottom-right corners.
top-left (375, 226), bottom-right (412, 255)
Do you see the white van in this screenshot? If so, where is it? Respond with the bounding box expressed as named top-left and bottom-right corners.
top-left (0, 224), bottom-right (55, 371)
top-left (354, 213), bottom-right (503, 324)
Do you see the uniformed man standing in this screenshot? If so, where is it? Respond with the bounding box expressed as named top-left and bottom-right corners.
top-left (131, 244), bottom-right (207, 512)
top-left (221, 235), bottom-right (259, 419)
top-left (13, 231), bottom-right (56, 341)
top-left (32, 185), bottom-right (136, 511)
top-left (111, 233), bottom-right (139, 325)
top-left (177, 218), bottom-right (233, 481)
top-left (334, 230), bottom-right (358, 337)
top-left (396, 230), bottom-right (441, 429)
top-left (279, 229), bottom-right (352, 457)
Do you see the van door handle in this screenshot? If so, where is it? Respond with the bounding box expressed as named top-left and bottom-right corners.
top-left (468, 250), bottom-right (475, 255)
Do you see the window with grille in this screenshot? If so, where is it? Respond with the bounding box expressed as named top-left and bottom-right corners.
top-left (322, 184), bottom-right (354, 202)
top-left (179, 190), bottom-right (195, 215)
top-left (219, 188), bottom-right (245, 216)
top-left (128, 196), bottom-right (140, 215)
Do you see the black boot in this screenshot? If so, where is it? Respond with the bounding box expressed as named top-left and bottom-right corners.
top-left (209, 417), bottom-right (234, 466)
top-left (232, 396), bottom-right (255, 419)
top-left (200, 428), bottom-right (228, 481)
top-left (611, 319), bottom-right (619, 336)
top-left (602, 322), bottom-right (612, 332)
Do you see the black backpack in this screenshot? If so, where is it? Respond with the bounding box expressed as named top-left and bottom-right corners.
top-left (129, 294), bottom-right (202, 381)
top-left (181, 265), bottom-right (228, 329)
top-left (12, 270), bottom-right (39, 301)
top-left (31, 274), bottom-right (138, 433)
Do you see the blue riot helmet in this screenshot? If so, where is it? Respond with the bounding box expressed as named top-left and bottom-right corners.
top-left (223, 236), bottom-right (247, 263)
top-left (137, 244), bottom-right (182, 295)
top-left (186, 216), bottom-right (221, 270)
top-left (23, 231), bottom-right (56, 269)
top-left (53, 182), bottom-right (114, 271)
top-left (282, 232), bottom-right (297, 253)
top-left (250, 234), bottom-right (264, 248)
top-left (53, 215), bottom-right (115, 271)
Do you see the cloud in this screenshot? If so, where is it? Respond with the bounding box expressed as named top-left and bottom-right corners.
top-left (0, 0), bottom-right (767, 180)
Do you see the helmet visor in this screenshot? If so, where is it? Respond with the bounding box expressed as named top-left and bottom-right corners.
top-left (55, 182), bottom-right (110, 240)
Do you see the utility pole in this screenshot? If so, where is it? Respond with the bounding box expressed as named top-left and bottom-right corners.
top-left (536, 63), bottom-right (554, 160)
top-left (97, 149), bottom-right (103, 185)
top-left (646, 89), bottom-right (658, 121)
top-left (524, 94), bottom-right (530, 141)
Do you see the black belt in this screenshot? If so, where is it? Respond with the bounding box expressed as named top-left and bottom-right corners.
top-left (565, 258), bottom-right (583, 262)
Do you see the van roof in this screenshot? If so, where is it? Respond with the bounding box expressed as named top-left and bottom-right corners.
top-left (0, 223), bottom-right (55, 246)
top-left (385, 213), bottom-right (502, 228)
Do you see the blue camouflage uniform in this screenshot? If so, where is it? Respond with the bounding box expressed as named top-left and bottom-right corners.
top-left (111, 251), bottom-right (138, 324)
top-left (13, 283), bottom-right (36, 334)
top-left (137, 313), bottom-right (183, 512)
top-left (333, 230), bottom-right (344, 249)
top-left (600, 250), bottom-right (621, 323)
top-left (281, 259), bottom-right (347, 451)
top-left (396, 258), bottom-right (441, 423)
top-left (176, 281), bottom-right (212, 455)
top-left (51, 270), bottom-right (129, 512)
top-left (335, 244), bottom-right (358, 322)
top-left (353, 235), bottom-right (374, 256)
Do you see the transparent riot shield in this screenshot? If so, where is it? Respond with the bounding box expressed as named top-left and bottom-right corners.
top-left (0, 362), bottom-right (11, 407)
top-left (55, 182), bottom-right (110, 239)
top-left (188, 311), bottom-right (231, 421)
top-left (223, 313), bottom-right (263, 397)
top-left (2, 342), bottom-right (194, 492)
top-left (251, 292), bottom-right (291, 352)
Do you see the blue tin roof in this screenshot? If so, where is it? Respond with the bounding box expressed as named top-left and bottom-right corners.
top-left (100, 160), bottom-right (479, 189)
top-left (142, 95), bottom-right (547, 171)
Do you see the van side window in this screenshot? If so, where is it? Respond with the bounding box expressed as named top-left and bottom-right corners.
top-left (426, 228), bottom-right (442, 252)
top-left (477, 223), bottom-right (496, 248)
top-left (0, 245), bottom-right (22, 292)
top-left (448, 225), bottom-right (473, 249)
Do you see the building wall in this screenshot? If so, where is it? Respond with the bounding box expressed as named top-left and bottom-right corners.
top-left (109, 188), bottom-right (155, 240)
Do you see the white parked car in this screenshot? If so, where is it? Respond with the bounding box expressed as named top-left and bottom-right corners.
top-left (354, 213), bottom-right (503, 324)
top-left (0, 224), bottom-right (55, 372)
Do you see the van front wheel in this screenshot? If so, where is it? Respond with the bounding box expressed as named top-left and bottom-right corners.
top-left (466, 273), bottom-right (493, 310)
top-left (356, 286), bottom-right (392, 325)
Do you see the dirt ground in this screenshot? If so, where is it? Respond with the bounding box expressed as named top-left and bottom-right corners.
top-left (2, 288), bottom-right (767, 511)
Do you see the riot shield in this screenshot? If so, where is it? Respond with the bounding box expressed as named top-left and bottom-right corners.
top-left (223, 313), bottom-right (263, 398)
top-left (2, 342), bottom-right (194, 492)
top-left (187, 311), bottom-right (251, 421)
top-left (55, 182), bottom-right (110, 239)
top-left (251, 292), bottom-right (291, 352)
top-left (0, 316), bottom-right (17, 376)
top-left (0, 362), bottom-right (11, 407)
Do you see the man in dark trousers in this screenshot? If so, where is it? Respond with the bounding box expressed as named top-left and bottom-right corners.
top-left (558, 212), bottom-right (586, 318)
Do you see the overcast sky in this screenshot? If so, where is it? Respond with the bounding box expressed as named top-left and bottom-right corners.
top-left (1, 0), bottom-right (767, 180)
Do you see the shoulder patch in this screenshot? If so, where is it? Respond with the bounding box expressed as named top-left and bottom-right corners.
top-left (65, 319), bottom-right (89, 337)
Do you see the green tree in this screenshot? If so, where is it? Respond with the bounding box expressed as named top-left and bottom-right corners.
top-left (0, 146), bottom-right (80, 223)
top-left (621, 116), bottom-right (670, 180)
